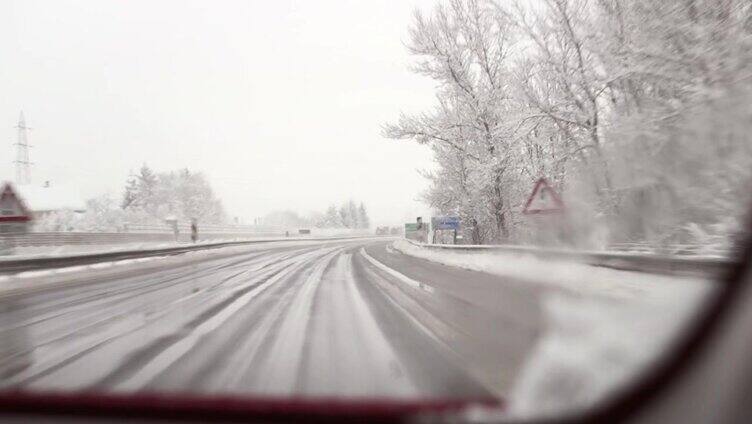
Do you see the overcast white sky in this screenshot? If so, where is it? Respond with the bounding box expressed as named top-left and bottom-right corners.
top-left (0, 0), bottom-right (440, 225)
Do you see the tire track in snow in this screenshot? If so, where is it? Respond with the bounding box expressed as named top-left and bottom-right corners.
top-left (0, 249), bottom-right (277, 332)
top-left (2, 245), bottom-right (320, 362)
top-left (108, 255), bottom-right (313, 392)
top-left (11, 246), bottom-right (331, 390)
top-left (154, 246), bottom-right (345, 393)
top-left (244, 247), bottom-right (345, 395)
top-left (353, 246), bottom-right (498, 398)
top-left (299, 251), bottom-right (419, 397)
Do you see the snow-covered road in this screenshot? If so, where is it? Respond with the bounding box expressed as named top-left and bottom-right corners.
top-left (0, 239), bottom-right (545, 401)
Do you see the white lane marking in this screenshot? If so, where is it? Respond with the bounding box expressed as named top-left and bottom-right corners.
top-left (16, 270), bottom-right (56, 279)
top-left (359, 249), bottom-right (511, 398)
top-left (359, 247), bottom-right (434, 294)
top-left (358, 263), bottom-right (449, 350)
top-left (323, 253), bottom-right (418, 396)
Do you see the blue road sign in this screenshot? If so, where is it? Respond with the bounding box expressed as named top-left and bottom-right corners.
top-left (431, 216), bottom-right (460, 230)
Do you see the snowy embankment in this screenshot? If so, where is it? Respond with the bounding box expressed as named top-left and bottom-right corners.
top-left (392, 239), bottom-right (714, 418)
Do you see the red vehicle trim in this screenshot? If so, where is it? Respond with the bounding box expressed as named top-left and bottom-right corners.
top-left (0, 215), bottom-right (31, 222)
top-left (0, 390), bottom-right (503, 423)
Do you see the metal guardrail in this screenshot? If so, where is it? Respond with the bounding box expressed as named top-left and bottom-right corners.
top-left (2, 229), bottom-right (370, 247)
top-left (0, 232), bottom-right (287, 247)
top-left (606, 242), bottom-right (730, 257)
top-left (403, 240), bottom-right (737, 279)
top-left (0, 236), bottom-right (377, 275)
top-left (120, 223), bottom-right (285, 234)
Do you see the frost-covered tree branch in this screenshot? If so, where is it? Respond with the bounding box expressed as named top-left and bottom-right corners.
top-left (387, 0), bottom-right (752, 247)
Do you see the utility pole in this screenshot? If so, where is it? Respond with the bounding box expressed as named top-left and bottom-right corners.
top-left (14, 111), bottom-right (32, 185)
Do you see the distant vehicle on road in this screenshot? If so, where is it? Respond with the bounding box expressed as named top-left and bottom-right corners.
top-left (375, 226), bottom-right (390, 235)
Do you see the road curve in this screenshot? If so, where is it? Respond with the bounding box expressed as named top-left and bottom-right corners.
top-left (0, 238), bottom-right (543, 401)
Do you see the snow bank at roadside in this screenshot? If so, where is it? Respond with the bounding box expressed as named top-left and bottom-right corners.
top-left (392, 239), bottom-right (714, 418)
top-left (392, 239), bottom-right (709, 303)
top-left (2, 242), bottom-right (184, 259)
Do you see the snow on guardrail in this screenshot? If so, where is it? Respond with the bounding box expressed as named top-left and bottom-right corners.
top-left (391, 239), bottom-right (718, 418)
top-left (400, 239), bottom-right (736, 279)
top-left (0, 228), bottom-right (373, 248)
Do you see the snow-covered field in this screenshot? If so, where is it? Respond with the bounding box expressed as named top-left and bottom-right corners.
top-left (392, 239), bottom-right (715, 418)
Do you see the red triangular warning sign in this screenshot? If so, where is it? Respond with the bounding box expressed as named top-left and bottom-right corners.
top-left (0, 181), bottom-right (33, 222)
top-left (522, 178), bottom-right (564, 215)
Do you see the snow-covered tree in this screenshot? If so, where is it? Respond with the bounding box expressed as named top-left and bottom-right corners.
top-left (357, 202), bottom-right (370, 229)
top-left (121, 166), bottom-right (226, 225)
top-left (384, 0), bottom-right (518, 241)
top-left (135, 164), bottom-right (158, 215)
top-left (79, 194), bottom-right (124, 232)
top-left (322, 205), bottom-right (343, 228)
top-left (387, 0), bottom-right (752, 248)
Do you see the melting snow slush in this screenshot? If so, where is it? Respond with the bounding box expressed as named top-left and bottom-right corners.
top-left (392, 240), bottom-right (714, 418)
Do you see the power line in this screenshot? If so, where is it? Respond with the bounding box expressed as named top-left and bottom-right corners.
top-left (14, 111), bottom-right (32, 185)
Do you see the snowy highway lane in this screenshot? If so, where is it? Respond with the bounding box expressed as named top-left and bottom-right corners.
top-left (0, 239), bottom-right (544, 401)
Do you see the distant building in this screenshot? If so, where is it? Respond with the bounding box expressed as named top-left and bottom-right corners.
top-left (17, 182), bottom-right (87, 217)
top-left (10, 182), bottom-right (87, 232)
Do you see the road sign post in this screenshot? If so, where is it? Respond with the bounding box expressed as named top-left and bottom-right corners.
top-left (522, 178), bottom-right (564, 215)
top-left (404, 223), bottom-right (419, 232)
top-left (522, 178), bottom-right (567, 245)
top-left (430, 216), bottom-right (461, 244)
top-left (165, 216), bottom-right (178, 242)
top-left (405, 217), bottom-right (429, 243)
top-left (404, 222), bottom-right (420, 242)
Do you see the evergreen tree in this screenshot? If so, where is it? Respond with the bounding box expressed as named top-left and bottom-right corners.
top-left (347, 200), bottom-right (359, 229)
top-left (357, 202), bottom-right (370, 229)
top-left (136, 164), bottom-right (158, 216)
top-left (338, 204), bottom-right (351, 228)
top-left (323, 205), bottom-right (343, 228)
